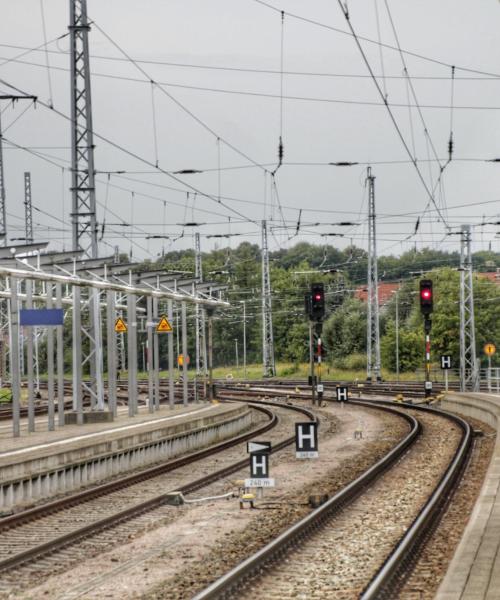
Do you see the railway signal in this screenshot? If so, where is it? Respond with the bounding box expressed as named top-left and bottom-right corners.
top-left (420, 279), bottom-right (434, 397)
top-left (419, 280), bottom-right (433, 316)
top-left (309, 283), bottom-right (325, 322)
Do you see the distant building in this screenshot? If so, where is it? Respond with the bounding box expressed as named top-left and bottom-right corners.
top-left (354, 282), bottom-right (400, 308)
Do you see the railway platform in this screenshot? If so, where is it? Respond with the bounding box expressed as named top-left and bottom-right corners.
top-left (0, 400), bottom-right (252, 512)
top-left (437, 392), bottom-right (500, 600)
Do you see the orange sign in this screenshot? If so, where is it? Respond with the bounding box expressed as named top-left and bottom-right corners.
top-left (156, 315), bottom-right (173, 333)
top-left (177, 354), bottom-right (190, 367)
top-left (484, 343), bottom-right (496, 356)
top-left (114, 317), bottom-right (127, 333)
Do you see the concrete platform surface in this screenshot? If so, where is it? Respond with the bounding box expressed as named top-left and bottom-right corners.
top-left (437, 392), bottom-right (500, 600)
top-left (0, 400), bottom-right (253, 511)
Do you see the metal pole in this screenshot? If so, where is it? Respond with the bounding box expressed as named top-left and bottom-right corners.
top-left (55, 283), bottom-right (65, 426)
top-left (309, 321), bottom-right (315, 406)
top-left (488, 355), bottom-right (492, 393)
top-left (242, 301), bottom-right (247, 379)
top-left (46, 283), bottom-right (55, 431)
top-left (235, 339), bottom-right (239, 373)
top-left (26, 280), bottom-right (35, 432)
top-left (395, 291), bottom-right (399, 382)
top-left (181, 301), bottom-right (188, 406)
top-left (127, 292), bottom-right (137, 416)
top-left (92, 289), bottom-right (104, 410)
top-left (445, 369), bottom-right (449, 392)
top-left (72, 284), bottom-right (83, 424)
top-left (153, 295), bottom-right (160, 410)
top-left (10, 277), bottom-right (21, 437)
top-left (208, 313), bottom-right (214, 401)
top-left (147, 296), bottom-right (154, 413)
top-left (106, 289), bottom-right (117, 417)
top-left (168, 300), bottom-right (174, 408)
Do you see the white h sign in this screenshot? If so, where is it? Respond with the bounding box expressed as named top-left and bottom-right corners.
top-left (250, 453), bottom-right (269, 478)
top-left (440, 355), bottom-right (452, 370)
top-left (336, 386), bottom-right (348, 402)
top-left (295, 422), bottom-right (319, 458)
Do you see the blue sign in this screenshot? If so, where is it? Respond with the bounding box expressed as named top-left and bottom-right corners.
top-left (20, 309), bottom-right (64, 326)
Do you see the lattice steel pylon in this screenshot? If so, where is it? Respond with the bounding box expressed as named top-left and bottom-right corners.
top-left (261, 220), bottom-right (276, 377)
top-left (459, 224), bottom-right (479, 391)
top-left (69, 0), bottom-right (98, 259)
top-left (366, 167), bottom-right (381, 381)
top-left (194, 232), bottom-right (207, 376)
top-left (69, 1), bottom-right (104, 410)
top-left (0, 111), bottom-right (6, 246)
top-left (23, 172), bottom-right (33, 244)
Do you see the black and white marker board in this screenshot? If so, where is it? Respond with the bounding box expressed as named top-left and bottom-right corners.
top-left (440, 355), bottom-right (452, 369)
top-left (336, 386), bottom-right (349, 402)
top-left (245, 452), bottom-right (275, 487)
top-left (295, 422), bottom-right (319, 458)
top-left (246, 441), bottom-right (271, 454)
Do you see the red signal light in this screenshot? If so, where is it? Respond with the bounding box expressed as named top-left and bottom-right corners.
top-left (314, 294), bottom-right (322, 301)
top-left (421, 289), bottom-right (431, 300)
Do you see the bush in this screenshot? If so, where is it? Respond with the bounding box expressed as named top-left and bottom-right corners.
top-left (335, 353), bottom-right (366, 370)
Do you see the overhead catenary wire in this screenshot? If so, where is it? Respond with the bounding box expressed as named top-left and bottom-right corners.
top-left (334, 0), bottom-right (450, 229)
top-left (91, 21), bottom-right (269, 177)
top-left (3, 42), bottom-right (500, 81)
top-left (38, 0), bottom-right (54, 108)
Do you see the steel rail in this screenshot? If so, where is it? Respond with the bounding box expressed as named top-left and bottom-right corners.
top-left (0, 403), bottom-right (275, 533)
top-left (192, 399), bottom-right (419, 600)
top-left (360, 400), bottom-right (473, 599)
top-left (0, 399), bottom-right (312, 572)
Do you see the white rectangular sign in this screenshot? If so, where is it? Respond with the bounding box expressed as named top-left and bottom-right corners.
top-left (244, 478), bottom-right (275, 488)
top-left (296, 451), bottom-right (319, 459)
top-left (317, 384), bottom-right (324, 393)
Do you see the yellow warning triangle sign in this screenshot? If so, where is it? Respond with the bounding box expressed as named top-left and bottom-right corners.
top-left (114, 317), bottom-right (128, 333)
top-left (156, 315), bottom-right (173, 333)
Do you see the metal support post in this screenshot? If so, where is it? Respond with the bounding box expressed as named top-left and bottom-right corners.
top-left (194, 232), bottom-right (207, 377)
top-left (168, 300), bottom-right (174, 408)
top-left (459, 224), bottom-right (479, 391)
top-left (488, 356), bottom-right (492, 393)
top-left (181, 301), bottom-right (188, 406)
top-left (72, 285), bottom-right (83, 424)
top-left (242, 300), bottom-right (247, 380)
top-left (127, 292), bottom-right (137, 416)
top-left (24, 172), bottom-right (34, 243)
top-left (445, 369), bottom-right (449, 392)
top-left (46, 283), bottom-right (55, 430)
top-left (55, 283), bottom-right (65, 426)
top-left (69, 0), bottom-right (98, 259)
top-left (153, 295), bottom-right (160, 410)
top-left (366, 167), bottom-right (381, 381)
top-left (395, 290), bottom-right (399, 382)
top-left (261, 220), bottom-right (276, 377)
top-left (146, 296), bottom-right (154, 412)
top-left (309, 321), bottom-right (315, 406)
top-left (207, 311), bottom-right (214, 401)
top-left (106, 290), bottom-right (117, 417)
top-left (91, 289), bottom-right (104, 410)
top-left (424, 318), bottom-right (432, 398)
top-left (10, 277), bottom-right (21, 437)
top-left (26, 280), bottom-right (35, 432)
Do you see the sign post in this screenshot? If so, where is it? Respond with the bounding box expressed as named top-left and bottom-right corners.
top-left (484, 343), bottom-right (496, 393)
top-left (336, 386), bottom-right (348, 408)
top-left (245, 452), bottom-right (274, 490)
top-left (440, 355), bottom-right (452, 392)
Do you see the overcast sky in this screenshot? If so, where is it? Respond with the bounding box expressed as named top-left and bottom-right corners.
top-left (0, 0), bottom-right (499, 261)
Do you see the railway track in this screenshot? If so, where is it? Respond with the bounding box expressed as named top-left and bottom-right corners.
top-left (0, 398), bottom-right (318, 592)
top-left (193, 394), bottom-right (472, 600)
